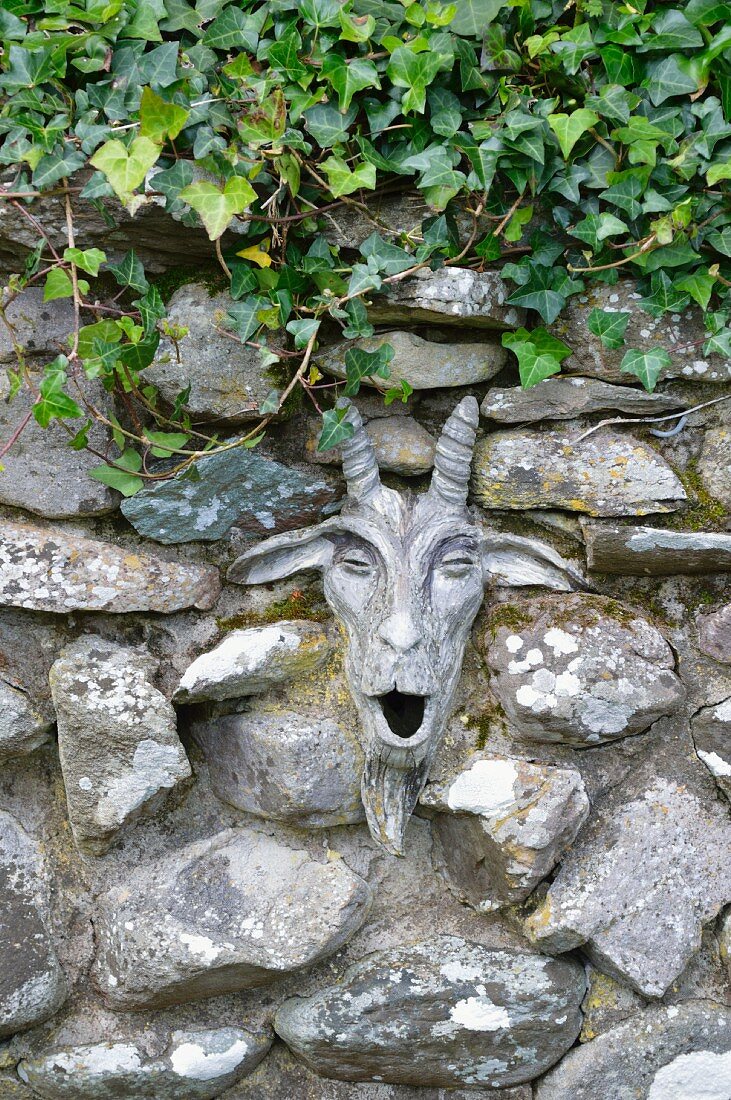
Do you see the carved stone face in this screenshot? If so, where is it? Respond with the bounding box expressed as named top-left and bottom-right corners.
top-left (229, 397), bottom-right (582, 854)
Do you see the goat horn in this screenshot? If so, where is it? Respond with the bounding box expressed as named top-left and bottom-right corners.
top-left (428, 395), bottom-right (479, 508)
top-left (337, 398), bottom-right (382, 503)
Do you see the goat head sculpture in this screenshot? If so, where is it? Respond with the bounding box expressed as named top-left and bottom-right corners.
top-left (229, 397), bottom-right (583, 855)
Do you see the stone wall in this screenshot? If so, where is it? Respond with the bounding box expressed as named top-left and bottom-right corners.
top-left (0, 215), bottom-right (730, 1099)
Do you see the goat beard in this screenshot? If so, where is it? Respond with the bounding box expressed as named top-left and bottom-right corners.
top-left (361, 742), bottom-right (433, 857)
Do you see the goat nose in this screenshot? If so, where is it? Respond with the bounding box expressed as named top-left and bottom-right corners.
top-left (378, 613), bottom-right (421, 653)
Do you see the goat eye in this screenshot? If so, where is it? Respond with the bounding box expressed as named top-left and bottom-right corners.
top-left (339, 555), bottom-right (375, 575)
top-left (439, 555), bottom-right (477, 576)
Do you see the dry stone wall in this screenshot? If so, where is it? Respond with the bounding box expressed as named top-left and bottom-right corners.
top-left (0, 212), bottom-right (730, 1099)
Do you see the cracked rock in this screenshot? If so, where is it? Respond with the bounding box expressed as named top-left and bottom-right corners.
top-left (173, 621), bottom-right (330, 704)
top-left (367, 268), bottom-right (525, 329)
top-left (691, 696), bottom-right (731, 800)
top-left (480, 376), bottom-right (682, 424)
top-left (94, 828), bottom-right (371, 1008)
top-left (483, 595), bottom-right (685, 747)
top-left (275, 936), bottom-right (585, 1089)
top-left (420, 754), bottom-right (589, 910)
top-left (0, 677), bottom-right (53, 759)
top-left (50, 636), bottom-right (191, 855)
top-left (0, 811), bottom-right (67, 1038)
top-left (525, 770), bottom-right (731, 997)
top-left (535, 1001), bottom-right (731, 1100)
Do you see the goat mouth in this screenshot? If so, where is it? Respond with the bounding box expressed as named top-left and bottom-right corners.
top-left (374, 690), bottom-right (427, 739)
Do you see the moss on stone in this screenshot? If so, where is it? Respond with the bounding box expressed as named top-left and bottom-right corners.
top-left (486, 602), bottom-right (533, 638)
top-left (216, 586), bottom-right (330, 632)
top-left (465, 702), bottom-right (506, 750)
top-left (152, 266), bottom-right (226, 304)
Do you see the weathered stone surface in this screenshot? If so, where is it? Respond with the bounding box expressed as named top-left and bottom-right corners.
top-left (144, 285), bottom-right (280, 424)
top-left (484, 595), bottom-right (685, 747)
top-left (0, 372), bottom-right (117, 519)
top-left (585, 524), bottom-right (731, 574)
top-left (95, 828), bottom-right (371, 1008)
top-left (720, 910), bottom-right (731, 981)
top-left (525, 772), bottom-right (731, 997)
top-left (174, 622), bottom-right (330, 704)
top-left (193, 708), bottom-right (364, 827)
top-left (579, 967), bottom-right (644, 1044)
top-left (0, 811), bottom-right (67, 1038)
top-left (698, 423), bottom-right (731, 508)
top-left (17, 1027), bottom-right (272, 1099)
top-left (0, 290), bottom-right (75, 364)
top-left (691, 696), bottom-right (731, 800)
top-left (0, 520), bottom-right (220, 613)
top-left (314, 331), bottom-right (508, 391)
top-left (698, 604), bottom-right (731, 664)
top-left (121, 446), bottom-right (335, 544)
top-left (535, 1001), bottom-right (731, 1100)
top-left (480, 376), bottom-right (683, 424)
top-left (275, 936), bottom-right (585, 1089)
top-left (471, 429), bottom-right (686, 516)
top-left (306, 415), bottom-right (435, 476)
top-left (50, 636), bottom-right (191, 855)
top-left (0, 1070), bottom-right (32, 1098)
top-left (367, 269), bottom-right (525, 329)
top-left (420, 754), bottom-right (589, 910)
top-left (0, 677), bottom-right (53, 759)
top-left (552, 279), bottom-right (731, 383)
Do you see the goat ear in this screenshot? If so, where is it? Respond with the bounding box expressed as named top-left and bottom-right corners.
top-left (481, 532), bottom-right (586, 592)
top-left (228, 524), bottom-right (336, 585)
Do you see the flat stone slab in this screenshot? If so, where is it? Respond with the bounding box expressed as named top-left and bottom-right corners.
top-left (584, 524), bottom-right (731, 574)
top-left (480, 377), bottom-right (683, 424)
top-left (95, 828), bottom-right (371, 1008)
top-left (483, 595), bottom-right (685, 746)
top-left (194, 708), bottom-right (364, 827)
top-left (691, 696), bottom-right (731, 801)
top-left (315, 331), bottom-right (508, 391)
top-left (698, 605), bottom-right (731, 664)
top-left (306, 414), bottom-right (435, 476)
top-left (174, 621), bottom-right (330, 704)
top-left (552, 279), bottom-right (731, 383)
top-left (50, 636), bottom-right (191, 855)
top-left (535, 1001), bottom-right (731, 1100)
top-left (0, 677), bottom-right (53, 759)
top-left (0, 290), bottom-right (75, 365)
top-left (471, 429), bottom-right (685, 516)
top-left (524, 772), bottom-right (731, 997)
top-left (275, 936), bottom-right (585, 1089)
top-left (420, 754), bottom-right (589, 910)
top-left (0, 811), bottom-right (67, 1038)
top-left (144, 285), bottom-right (281, 423)
top-left (17, 1027), bottom-right (272, 1099)
top-left (368, 269), bottom-right (525, 329)
top-left (121, 446), bottom-right (335, 545)
top-left (0, 520), bottom-right (220, 613)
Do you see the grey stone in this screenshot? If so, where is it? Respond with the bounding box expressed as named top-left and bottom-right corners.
top-left (483, 594), bottom-right (685, 747)
top-left (50, 636), bottom-right (191, 855)
top-left (480, 376), bottom-right (684, 424)
top-left (691, 696), bottom-right (731, 800)
top-left (471, 429), bottom-right (686, 516)
top-left (0, 811), bottom-right (67, 1038)
top-left (193, 708), bottom-right (364, 827)
top-left (144, 285), bottom-right (280, 423)
top-left (121, 446), bottom-right (335, 544)
top-left (552, 279), bottom-right (731, 383)
top-left (0, 372), bottom-right (117, 518)
top-left (367, 269), bottom-right (525, 329)
top-left (535, 1001), bottom-right (731, 1100)
top-left (0, 677), bottom-right (53, 759)
top-left (94, 827), bottom-right (371, 1008)
top-left (584, 524), bottom-right (731, 574)
top-left (420, 754), bottom-right (589, 910)
top-left (578, 967), bottom-right (644, 1044)
top-left (306, 415), bottom-right (435, 476)
top-left (314, 331), bottom-right (508, 391)
top-left (0, 290), bottom-right (75, 364)
top-left (274, 936), bottom-right (586, 1089)
top-left (698, 605), bottom-right (731, 664)
top-left (720, 910), bottom-right (731, 981)
top-left (525, 771), bottom-right (731, 997)
top-left (0, 520), bottom-right (220, 613)
top-left (698, 422), bottom-right (731, 509)
top-left (0, 1070), bottom-right (32, 1097)
top-left (17, 1027), bottom-right (272, 1099)
top-left (174, 621), bottom-right (331, 704)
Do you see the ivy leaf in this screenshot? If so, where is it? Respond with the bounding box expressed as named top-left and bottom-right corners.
top-left (676, 271), bottom-right (715, 311)
top-left (286, 318), bottom-right (320, 349)
top-left (226, 295), bottom-right (269, 342)
top-left (343, 342), bottom-right (394, 396)
top-left (32, 144), bottom-right (86, 190)
top-left (321, 54), bottom-right (380, 113)
top-left (259, 390), bottom-right (281, 414)
top-left (146, 431), bottom-right (189, 457)
top-left (89, 136), bottom-right (161, 204)
top-left (387, 47), bottom-right (443, 114)
top-left (359, 233), bottom-right (413, 276)
top-left (638, 271), bottom-right (690, 318)
top-left (502, 328), bottom-right (568, 388)
top-left (202, 6), bottom-right (262, 50)
top-left (620, 347), bottom-right (672, 392)
top-left (180, 176), bottom-right (257, 240)
top-left (139, 87), bottom-right (189, 143)
top-left (63, 247), bottom-right (106, 277)
top-left (89, 448), bottom-right (144, 496)
top-left (304, 103), bottom-right (357, 148)
top-left (33, 358), bottom-right (84, 428)
top-left (108, 251), bottom-right (149, 294)
top-left (645, 55), bottom-right (704, 106)
top-left (506, 267), bottom-right (567, 325)
top-left (43, 269), bottom-right (73, 302)
top-left (449, 0), bottom-right (503, 36)
top-left (317, 406), bottom-right (355, 451)
top-left (321, 157), bottom-right (376, 198)
top-left (587, 308), bottom-right (631, 349)
top-left (547, 109), bottom-right (599, 158)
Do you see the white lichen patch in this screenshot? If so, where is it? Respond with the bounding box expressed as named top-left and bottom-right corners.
top-left (647, 1049), bottom-right (731, 1100)
top-left (447, 759), bottom-right (518, 815)
top-left (170, 1037), bottom-right (249, 1081)
top-left (179, 933), bottom-right (222, 962)
top-left (450, 996), bottom-right (511, 1031)
top-left (697, 750), bottom-right (731, 778)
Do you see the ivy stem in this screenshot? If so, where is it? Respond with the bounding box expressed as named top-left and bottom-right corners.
top-left (571, 394), bottom-right (731, 444)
